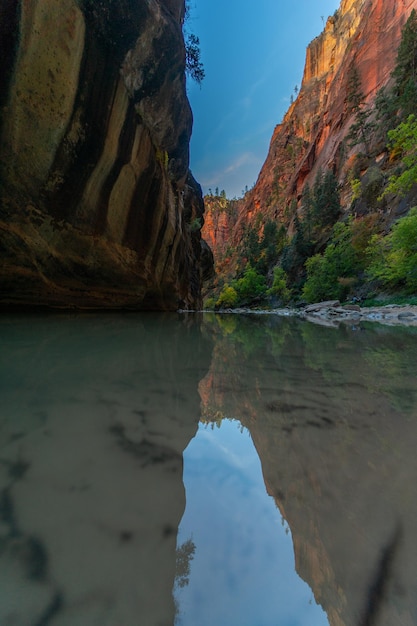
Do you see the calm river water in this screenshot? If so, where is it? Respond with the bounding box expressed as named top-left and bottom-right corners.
top-left (0, 312), bottom-right (416, 626)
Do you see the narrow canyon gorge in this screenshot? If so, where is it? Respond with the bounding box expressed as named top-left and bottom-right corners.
top-left (203, 0), bottom-right (417, 261)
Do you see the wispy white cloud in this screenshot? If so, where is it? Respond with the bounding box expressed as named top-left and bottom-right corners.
top-left (198, 152), bottom-right (252, 184)
top-left (197, 151), bottom-right (263, 196)
top-left (224, 152), bottom-right (253, 175)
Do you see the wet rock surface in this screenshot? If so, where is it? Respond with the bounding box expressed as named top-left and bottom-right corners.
top-left (297, 301), bottom-right (417, 327)
top-left (215, 302), bottom-right (417, 327)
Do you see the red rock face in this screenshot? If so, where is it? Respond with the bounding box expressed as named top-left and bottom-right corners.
top-left (203, 197), bottom-right (241, 255)
top-left (203, 0), bottom-right (417, 252)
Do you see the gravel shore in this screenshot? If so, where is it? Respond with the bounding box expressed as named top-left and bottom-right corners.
top-left (279, 301), bottom-right (417, 327)
top-left (215, 301), bottom-right (417, 327)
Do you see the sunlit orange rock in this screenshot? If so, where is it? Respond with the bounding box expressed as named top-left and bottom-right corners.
top-left (203, 0), bottom-right (417, 254)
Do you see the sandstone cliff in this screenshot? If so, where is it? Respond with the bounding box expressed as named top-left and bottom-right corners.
top-left (202, 195), bottom-right (240, 256)
top-left (203, 0), bottom-right (417, 255)
top-left (0, 0), bottom-right (212, 310)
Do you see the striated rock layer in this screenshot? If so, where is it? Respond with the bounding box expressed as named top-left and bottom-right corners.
top-left (0, 0), bottom-right (212, 310)
top-left (203, 0), bottom-right (417, 252)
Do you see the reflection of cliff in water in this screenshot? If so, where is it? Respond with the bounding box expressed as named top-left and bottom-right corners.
top-left (200, 314), bottom-right (417, 626)
top-left (0, 313), bottom-right (212, 625)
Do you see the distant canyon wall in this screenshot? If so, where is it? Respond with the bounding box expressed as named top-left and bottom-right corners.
top-left (0, 0), bottom-right (212, 310)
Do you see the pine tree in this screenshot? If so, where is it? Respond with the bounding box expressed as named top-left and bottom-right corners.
top-left (346, 64), bottom-right (364, 114)
top-left (183, 2), bottom-right (205, 86)
top-left (393, 9), bottom-right (417, 118)
top-left (312, 170), bottom-right (340, 229)
top-left (320, 170), bottom-right (341, 227)
top-left (346, 63), bottom-right (376, 156)
top-left (301, 183), bottom-right (314, 241)
top-left (374, 87), bottom-right (397, 135)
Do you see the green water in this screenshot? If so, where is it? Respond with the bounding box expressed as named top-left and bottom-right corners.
top-left (0, 312), bottom-right (416, 625)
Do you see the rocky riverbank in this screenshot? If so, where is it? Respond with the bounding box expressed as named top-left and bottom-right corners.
top-left (212, 301), bottom-right (417, 327)
top-left (296, 300), bottom-right (417, 327)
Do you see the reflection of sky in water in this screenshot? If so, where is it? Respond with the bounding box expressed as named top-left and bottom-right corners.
top-left (175, 419), bottom-right (329, 626)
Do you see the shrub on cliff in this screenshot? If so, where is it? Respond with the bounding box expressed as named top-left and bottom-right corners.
top-left (382, 115), bottom-right (417, 197)
top-left (392, 8), bottom-right (417, 118)
top-left (346, 63), bottom-right (376, 156)
top-left (183, 2), bottom-right (204, 85)
top-left (367, 207), bottom-right (417, 293)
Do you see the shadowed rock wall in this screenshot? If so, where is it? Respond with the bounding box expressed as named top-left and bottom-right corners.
top-left (0, 0), bottom-right (212, 310)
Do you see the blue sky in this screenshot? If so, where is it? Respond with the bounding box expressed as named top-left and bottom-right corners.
top-left (186, 0), bottom-right (340, 198)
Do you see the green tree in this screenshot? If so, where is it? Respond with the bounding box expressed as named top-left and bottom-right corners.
top-left (242, 225), bottom-right (261, 267)
top-left (367, 206), bottom-right (417, 292)
top-left (383, 114), bottom-right (417, 196)
top-left (183, 3), bottom-right (205, 85)
top-left (374, 86), bottom-right (398, 135)
top-left (175, 538), bottom-right (196, 589)
top-left (216, 285), bottom-right (238, 309)
top-left (185, 33), bottom-right (204, 84)
top-left (346, 63), bottom-right (376, 155)
top-left (267, 267), bottom-right (291, 303)
top-left (346, 62), bottom-right (364, 113)
top-left (292, 212), bottom-right (313, 258)
top-left (302, 254), bottom-right (339, 302)
top-left (280, 209), bottom-right (313, 281)
top-left (233, 265), bottom-right (267, 302)
top-left (313, 170), bottom-right (341, 229)
top-left (301, 183), bottom-right (314, 241)
top-left (302, 219), bottom-right (363, 302)
top-left (256, 220), bottom-right (281, 274)
top-left (393, 9), bottom-right (417, 117)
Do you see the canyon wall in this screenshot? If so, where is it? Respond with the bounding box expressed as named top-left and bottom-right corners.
top-left (251, 0), bottom-right (416, 216)
top-left (203, 0), bottom-right (417, 253)
top-left (0, 0), bottom-right (212, 310)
